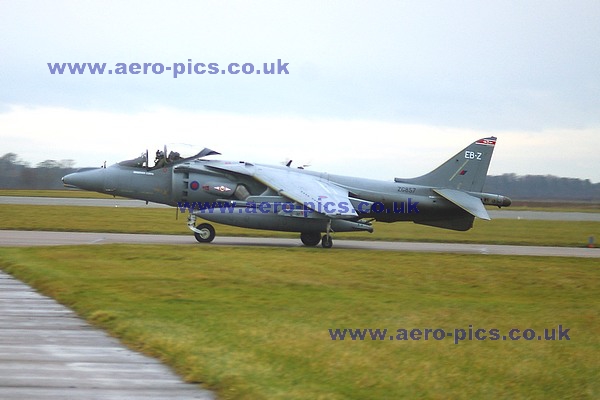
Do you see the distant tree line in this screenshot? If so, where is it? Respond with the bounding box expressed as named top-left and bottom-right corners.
top-left (0, 153), bottom-right (76, 190)
top-left (484, 174), bottom-right (600, 202)
top-left (0, 152), bottom-right (599, 201)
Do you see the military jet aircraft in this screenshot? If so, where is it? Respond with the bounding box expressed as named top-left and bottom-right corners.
top-left (62, 137), bottom-right (511, 248)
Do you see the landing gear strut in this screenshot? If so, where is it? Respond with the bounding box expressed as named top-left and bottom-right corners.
top-left (187, 214), bottom-right (216, 243)
top-left (321, 219), bottom-right (333, 248)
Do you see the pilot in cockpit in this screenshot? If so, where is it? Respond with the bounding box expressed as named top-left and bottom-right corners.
top-left (154, 150), bottom-right (165, 168)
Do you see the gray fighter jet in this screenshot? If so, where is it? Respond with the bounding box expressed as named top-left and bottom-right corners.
top-left (62, 137), bottom-right (511, 248)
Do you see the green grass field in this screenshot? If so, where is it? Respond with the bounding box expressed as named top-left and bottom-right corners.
top-left (1, 204), bottom-right (598, 247)
top-left (0, 246), bottom-right (597, 399)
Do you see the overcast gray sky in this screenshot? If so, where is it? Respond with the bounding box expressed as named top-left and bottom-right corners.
top-left (1, 1), bottom-right (599, 182)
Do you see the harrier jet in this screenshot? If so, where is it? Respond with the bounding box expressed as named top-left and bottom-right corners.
top-left (62, 137), bottom-right (511, 248)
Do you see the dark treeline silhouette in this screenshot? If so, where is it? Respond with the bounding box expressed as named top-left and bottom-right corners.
top-left (484, 174), bottom-right (600, 202)
top-left (0, 153), bottom-right (598, 201)
top-left (0, 153), bottom-right (76, 190)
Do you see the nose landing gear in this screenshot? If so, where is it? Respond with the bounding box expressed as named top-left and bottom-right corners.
top-left (194, 223), bottom-right (216, 243)
top-left (187, 214), bottom-right (216, 243)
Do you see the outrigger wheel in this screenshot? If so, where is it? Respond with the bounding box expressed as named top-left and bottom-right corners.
top-left (194, 223), bottom-right (216, 243)
top-left (321, 235), bottom-right (333, 248)
top-left (321, 219), bottom-right (333, 248)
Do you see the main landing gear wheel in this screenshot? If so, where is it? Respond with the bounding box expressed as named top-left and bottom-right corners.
top-left (300, 232), bottom-right (321, 247)
top-left (194, 223), bottom-right (216, 243)
top-left (321, 235), bottom-right (333, 249)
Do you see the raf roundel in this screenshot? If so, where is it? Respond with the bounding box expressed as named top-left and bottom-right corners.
top-left (190, 181), bottom-right (200, 191)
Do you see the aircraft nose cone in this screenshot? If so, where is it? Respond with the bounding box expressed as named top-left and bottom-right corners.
top-left (62, 173), bottom-right (79, 188)
top-left (502, 196), bottom-right (512, 207)
top-left (62, 168), bottom-right (104, 191)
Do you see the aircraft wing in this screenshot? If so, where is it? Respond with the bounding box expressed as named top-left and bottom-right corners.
top-left (205, 163), bottom-right (358, 218)
top-left (433, 188), bottom-right (491, 220)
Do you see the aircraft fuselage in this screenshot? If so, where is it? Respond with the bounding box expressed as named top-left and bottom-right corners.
top-left (62, 138), bottom-right (511, 247)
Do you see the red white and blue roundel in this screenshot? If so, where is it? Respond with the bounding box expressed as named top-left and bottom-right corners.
top-left (190, 181), bottom-right (200, 190)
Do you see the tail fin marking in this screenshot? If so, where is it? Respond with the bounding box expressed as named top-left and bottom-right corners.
top-left (395, 136), bottom-right (497, 192)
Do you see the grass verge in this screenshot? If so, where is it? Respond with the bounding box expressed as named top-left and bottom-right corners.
top-left (0, 245), bottom-right (598, 399)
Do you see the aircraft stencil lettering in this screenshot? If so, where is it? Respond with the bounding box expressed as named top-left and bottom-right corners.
top-left (62, 137), bottom-right (511, 248)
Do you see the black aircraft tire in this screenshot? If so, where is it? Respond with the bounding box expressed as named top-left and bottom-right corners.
top-left (300, 232), bottom-right (321, 247)
top-left (194, 223), bottom-right (216, 243)
top-left (321, 235), bottom-right (333, 249)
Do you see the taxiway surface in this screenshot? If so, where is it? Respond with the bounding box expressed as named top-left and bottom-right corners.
top-left (0, 230), bottom-right (597, 258)
top-left (0, 271), bottom-right (214, 400)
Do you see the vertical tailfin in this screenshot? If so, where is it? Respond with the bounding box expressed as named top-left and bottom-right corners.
top-left (395, 137), bottom-right (497, 192)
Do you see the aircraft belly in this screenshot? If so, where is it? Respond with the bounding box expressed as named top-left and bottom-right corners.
top-left (196, 211), bottom-right (371, 233)
top-left (197, 212), bottom-right (325, 232)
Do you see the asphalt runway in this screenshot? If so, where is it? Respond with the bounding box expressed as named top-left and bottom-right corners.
top-left (1, 196), bottom-right (600, 221)
top-left (0, 230), bottom-right (598, 258)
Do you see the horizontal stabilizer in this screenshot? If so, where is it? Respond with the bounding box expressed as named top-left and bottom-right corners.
top-left (433, 188), bottom-right (490, 220)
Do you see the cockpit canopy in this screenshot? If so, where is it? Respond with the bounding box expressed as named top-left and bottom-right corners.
top-left (117, 147), bottom-right (220, 170)
top-left (118, 154), bottom-right (147, 168)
